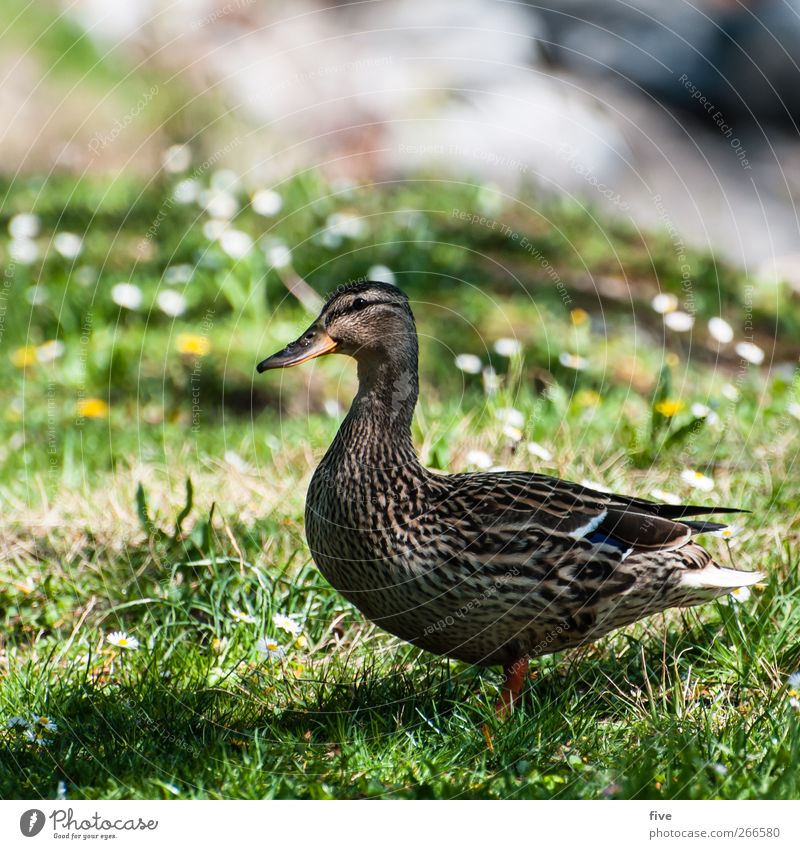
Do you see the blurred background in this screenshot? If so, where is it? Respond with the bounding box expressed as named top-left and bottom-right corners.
top-left (2, 0), bottom-right (800, 499)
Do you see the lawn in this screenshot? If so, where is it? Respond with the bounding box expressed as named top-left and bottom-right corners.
top-left (1, 168), bottom-right (799, 799)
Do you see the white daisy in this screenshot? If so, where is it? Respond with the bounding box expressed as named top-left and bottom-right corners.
top-left (6, 716), bottom-right (28, 729)
top-left (787, 672), bottom-right (800, 692)
top-left (482, 366), bottom-right (501, 395)
top-left (219, 229), bottom-right (253, 260)
top-left (9, 239), bottom-right (40, 264)
top-left (211, 169), bottom-right (238, 192)
top-left (680, 469), bottom-right (715, 492)
top-left (690, 403), bottom-right (720, 425)
top-left (224, 451), bottom-right (249, 473)
top-left (494, 338), bottom-right (522, 357)
top-left (735, 341), bottom-right (765, 365)
top-left (106, 631), bottom-right (140, 650)
top-left (36, 340), bottom-right (65, 363)
top-left (559, 352), bottom-right (588, 370)
top-left (24, 728), bottom-right (52, 746)
top-left (788, 402), bottom-right (800, 421)
top-left (173, 179), bottom-right (201, 204)
top-left (367, 264), bottom-right (395, 285)
top-left (272, 613), bottom-right (302, 637)
top-left (229, 607), bottom-right (256, 624)
top-left (325, 212), bottom-right (365, 239)
top-left (502, 424), bottom-right (522, 443)
top-left (729, 586), bottom-right (751, 603)
top-left (495, 407), bottom-right (525, 428)
top-left (466, 450), bottom-right (493, 470)
top-left (8, 212), bottom-right (40, 239)
top-left (163, 264), bottom-right (193, 285)
top-left (53, 232), bottom-right (83, 259)
top-left (712, 525), bottom-right (740, 540)
top-left (580, 479), bottom-right (612, 493)
top-left (201, 190), bottom-right (238, 220)
top-left (708, 317), bottom-right (734, 344)
top-left (203, 219), bottom-right (228, 240)
top-left (664, 310), bottom-right (694, 332)
top-left (721, 383), bottom-right (740, 402)
top-left (257, 637), bottom-right (285, 660)
top-left (650, 488), bottom-right (680, 505)
top-left (30, 715), bottom-right (58, 732)
top-left (526, 442), bottom-right (553, 462)
top-left (251, 189), bottom-right (283, 217)
top-left (162, 144), bottom-right (191, 173)
top-left (111, 282), bottom-right (143, 310)
top-left (264, 242), bottom-right (292, 269)
top-left (157, 290), bottom-right (188, 317)
top-left (651, 293), bottom-right (678, 314)
top-left (454, 353), bottom-right (482, 374)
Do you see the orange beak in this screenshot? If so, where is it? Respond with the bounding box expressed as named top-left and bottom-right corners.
top-left (256, 322), bottom-right (339, 372)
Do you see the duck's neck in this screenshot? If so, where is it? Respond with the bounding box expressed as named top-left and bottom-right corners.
top-left (329, 345), bottom-right (423, 476)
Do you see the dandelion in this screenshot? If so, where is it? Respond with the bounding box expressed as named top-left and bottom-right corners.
top-left (664, 310), bottom-right (694, 332)
top-left (53, 232), bottom-right (83, 259)
top-left (106, 631), bottom-right (139, 650)
top-left (157, 290), bottom-right (188, 317)
top-left (164, 264), bottom-right (193, 285)
top-left (11, 346), bottom-right (37, 369)
top-left (9, 239), bottom-right (39, 264)
top-left (650, 488), bottom-right (680, 505)
top-left (712, 525), bottom-right (740, 540)
top-left (559, 352), bottom-right (588, 370)
top-left (681, 469), bottom-right (714, 492)
top-left (30, 715), bottom-right (58, 732)
top-left (111, 282), bottom-right (143, 310)
top-left (495, 407), bottom-right (524, 428)
top-left (219, 229), bottom-right (253, 260)
top-left (251, 189), bottom-right (283, 217)
top-left (24, 728), bottom-right (52, 746)
top-left (655, 399), bottom-right (685, 417)
top-left (466, 450), bottom-right (493, 470)
top-left (230, 608), bottom-right (256, 624)
top-left (8, 212), bottom-right (40, 239)
top-left (367, 264), bottom-right (396, 285)
top-left (176, 333), bottom-right (210, 357)
top-left (454, 353), bottom-right (482, 374)
top-left (173, 179), bottom-right (201, 204)
top-left (494, 338), bottom-right (522, 357)
top-left (272, 613), bottom-right (302, 637)
top-left (527, 442), bottom-right (553, 462)
top-left (735, 341), bottom-right (765, 365)
top-left (264, 242), bottom-right (292, 269)
top-left (6, 716), bottom-right (28, 729)
top-left (729, 586), bottom-right (751, 603)
top-left (257, 637), bottom-right (285, 660)
top-left (36, 340), bottom-right (65, 363)
top-left (162, 144), bottom-right (191, 173)
top-left (570, 308), bottom-right (589, 326)
top-left (708, 317), bottom-right (734, 344)
top-left (76, 398), bottom-right (109, 419)
top-left (651, 293), bottom-right (678, 314)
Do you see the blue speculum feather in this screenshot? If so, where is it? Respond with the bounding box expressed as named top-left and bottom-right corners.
top-left (586, 530), bottom-right (631, 552)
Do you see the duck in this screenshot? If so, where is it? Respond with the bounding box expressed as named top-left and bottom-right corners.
top-left (257, 280), bottom-right (763, 714)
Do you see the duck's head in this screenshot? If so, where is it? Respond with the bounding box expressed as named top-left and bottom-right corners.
top-left (257, 281), bottom-right (416, 372)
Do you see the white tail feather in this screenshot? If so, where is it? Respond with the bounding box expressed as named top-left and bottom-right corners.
top-left (681, 567), bottom-right (765, 590)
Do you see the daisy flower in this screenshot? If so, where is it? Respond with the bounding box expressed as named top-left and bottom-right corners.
top-left (24, 728), bottom-right (52, 746)
top-left (466, 450), bottom-right (493, 470)
top-left (257, 637), bottom-right (285, 660)
top-left (708, 317), bottom-right (734, 344)
top-left (157, 290), bottom-right (188, 317)
top-left (527, 442), bottom-right (553, 462)
top-left (272, 613), bottom-right (302, 637)
top-left (454, 353), bottom-right (482, 374)
top-left (229, 608), bottom-right (256, 624)
top-left (788, 402), bottom-right (800, 421)
top-left (664, 310), bottom-right (694, 332)
top-left (219, 229), bottom-right (253, 260)
top-left (502, 424), bottom-right (522, 443)
top-left (735, 341), bottom-right (765, 365)
top-left (493, 338), bottom-right (522, 357)
top-left (8, 212), bottom-right (40, 239)
top-left (111, 282), bottom-right (143, 310)
top-left (559, 352), bottom-right (588, 370)
top-left (53, 232), bottom-right (83, 259)
top-left (650, 488), bottom-right (680, 505)
top-left (712, 525), bottom-right (740, 540)
top-left (30, 715), bottom-right (58, 732)
top-left (367, 264), bottom-right (395, 285)
top-left (651, 293), bottom-right (678, 314)
top-left (482, 366), bottom-right (501, 395)
top-left (162, 144), bottom-right (191, 173)
top-left (787, 672), bottom-right (800, 694)
top-left (264, 242), bottom-right (292, 269)
top-left (6, 716), bottom-right (28, 729)
top-left (106, 631), bottom-right (140, 650)
top-left (495, 407), bottom-right (524, 428)
top-left (251, 189), bottom-right (283, 217)
top-left (680, 469), bottom-right (714, 492)
top-left (729, 586), bottom-right (751, 603)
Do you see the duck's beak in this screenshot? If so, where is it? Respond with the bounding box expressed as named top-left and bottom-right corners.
top-left (256, 322), bottom-right (339, 372)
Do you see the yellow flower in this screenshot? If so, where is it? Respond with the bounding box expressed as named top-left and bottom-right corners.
top-left (574, 389), bottom-right (601, 408)
top-left (77, 398), bottom-right (109, 419)
top-left (176, 333), bottom-right (210, 357)
top-left (11, 346), bottom-right (37, 368)
top-left (570, 308), bottom-right (589, 326)
top-left (655, 399), bottom-right (685, 417)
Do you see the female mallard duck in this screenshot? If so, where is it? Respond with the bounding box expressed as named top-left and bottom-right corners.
top-left (258, 281), bottom-right (763, 713)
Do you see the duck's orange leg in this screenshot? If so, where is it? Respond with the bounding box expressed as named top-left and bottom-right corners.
top-left (495, 656), bottom-right (529, 717)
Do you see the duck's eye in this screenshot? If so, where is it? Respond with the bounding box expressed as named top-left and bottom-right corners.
top-left (351, 297), bottom-right (369, 311)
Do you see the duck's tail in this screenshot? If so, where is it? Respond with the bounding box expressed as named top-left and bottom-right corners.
top-left (679, 564), bottom-right (765, 597)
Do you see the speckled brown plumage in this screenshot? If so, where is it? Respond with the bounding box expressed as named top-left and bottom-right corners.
top-left (258, 281), bottom-right (764, 707)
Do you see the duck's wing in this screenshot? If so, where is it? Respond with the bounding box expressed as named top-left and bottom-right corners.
top-left (442, 471), bottom-right (743, 555)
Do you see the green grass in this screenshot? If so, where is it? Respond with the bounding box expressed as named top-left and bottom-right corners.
top-left (1, 169), bottom-right (799, 799)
